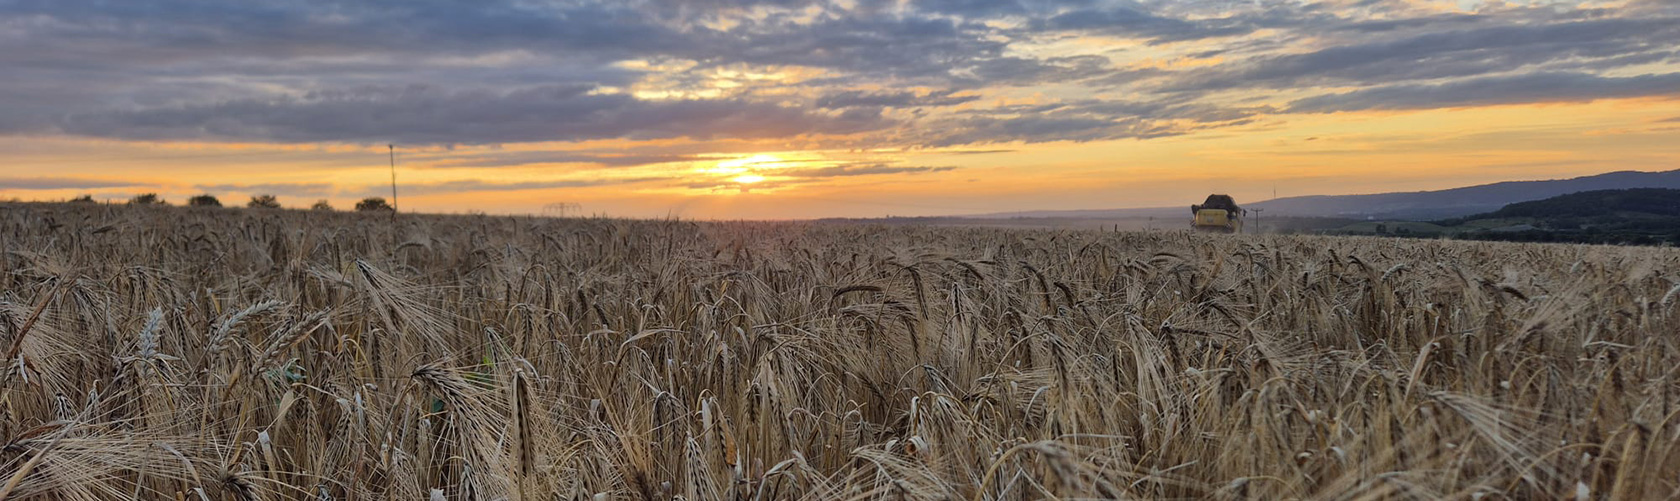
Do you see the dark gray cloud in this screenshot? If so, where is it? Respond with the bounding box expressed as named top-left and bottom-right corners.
top-left (816, 90), bottom-right (979, 109)
top-left (942, 149), bottom-right (1014, 155)
top-left (781, 163), bottom-right (956, 177)
top-left (926, 116), bottom-right (1175, 146)
top-left (0, 0), bottom-right (1005, 83)
top-left (955, 55), bottom-right (1115, 87)
top-left (719, 14), bottom-right (1009, 81)
top-left (0, 0), bottom-right (1676, 149)
top-left (422, 151), bottom-right (703, 169)
top-left (387, 177), bottom-right (671, 195)
top-left (0, 0), bottom-right (999, 145)
top-left (1326, 13), bottom-right (1486, 34)
top-left (195, 182), bottom-right (334, 197)
top-left (915, 97), bottom-right (1270, 145)
top-left (1287, 72), bottom-right (1680, 113)
top-left (1037, 6), bottom-right (1255, 43)
top-left (0, 177), bottom-right (143, 190)
top-left (60, 85), bottom-right (888, 145)
top-left (1170, 17), bottom-right (1680, 92)
top-left (0, 1), bottom-right (703, 63)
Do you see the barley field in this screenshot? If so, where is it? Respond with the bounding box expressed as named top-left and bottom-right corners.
top-left (1, 203), bottom-right (1678, 500)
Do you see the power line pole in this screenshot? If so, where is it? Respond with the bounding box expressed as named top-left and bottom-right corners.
top-left (388, 144), bottom-right (399, 213)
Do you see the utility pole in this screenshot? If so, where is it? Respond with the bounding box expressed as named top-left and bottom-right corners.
top-left (1253, 208), bottom-right (1264, 234)
top-left (388, 144), bottom-right (399, 213)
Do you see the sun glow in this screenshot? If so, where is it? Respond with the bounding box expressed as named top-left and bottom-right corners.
top-left (704, 154), bottom-right (780, 186)
top-left (715, 154), bottom-right (781, 170)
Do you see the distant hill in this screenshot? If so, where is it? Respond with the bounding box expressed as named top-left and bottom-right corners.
top-left (1441, 188), bottom-right (1680, 244)
top-left (1250, 170), bottom-right (1680, 219)
top-left (1452, 188), bottom-right (1680, 220)
top-left (962, 169), bottom-right (1680, 221)
top-left (1331, 189), bottom-right (1680, 245)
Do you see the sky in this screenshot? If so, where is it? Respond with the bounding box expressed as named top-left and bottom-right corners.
top-left (1, 0), bottom-right (1677, 219)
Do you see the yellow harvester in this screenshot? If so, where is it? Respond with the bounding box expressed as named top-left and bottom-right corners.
top-left (1191, 194), bottom-right (1245, 233)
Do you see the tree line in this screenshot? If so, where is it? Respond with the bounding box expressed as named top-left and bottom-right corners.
top-left (69, 193), bottom-right (396, 212)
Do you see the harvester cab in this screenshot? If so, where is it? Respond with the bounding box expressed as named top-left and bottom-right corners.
top-left (1191, 194), bottom-right (1245, 233)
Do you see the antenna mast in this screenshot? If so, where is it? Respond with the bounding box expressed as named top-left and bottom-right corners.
top-left (388, 144), bottom-right (399, 212)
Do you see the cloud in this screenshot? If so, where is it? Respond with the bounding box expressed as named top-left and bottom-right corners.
top-left (423, 151), bottom-right (703, 169)
top-left (1287, 72), bottom-right (1680, 113)
top-left (719, 15), bottom-right (1009, 81)
top-left (60, 85), bottom-right (889, 145)
top-left (914, 97), bottom-right (1269, 145)
top-left (954, 55), bottom-right (1115, 87)
top-left (195, 182), bottom-right (334, 197)
top-left (0, 1), bottom-right (705, 63)
top-left (912, 0), bottom-right (1053, 18)
top-left (0, 177), bottom-right (143, 190)
top-left (1037, 6), bottom-right (1255, 43)
top-left (0, 0), bottom-right (1677, 151)
top-left (815, 90), bottom-right (978, 109)
top-left (780, 163), bottom-right (957, 178)
top-left (933, 116), bottom-right (1171, 146)
top-left (1169, 17), bottom-right (1680, 91)
top-left (391, 177), bottom-right (671, 195)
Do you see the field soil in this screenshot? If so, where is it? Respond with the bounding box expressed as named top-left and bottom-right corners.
top-left (2, 203), bottom-right (1679, 499)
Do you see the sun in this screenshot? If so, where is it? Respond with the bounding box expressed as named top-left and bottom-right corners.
top-left (732, 174), bottom-right (765, 184)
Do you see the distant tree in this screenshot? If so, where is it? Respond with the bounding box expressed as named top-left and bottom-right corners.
top-left (129, 193), bottom-right (165, 205)
top-left (310, 199), bottom-right (334, 211)
top-left (247, 194), bottom-right (281, 209)
top-left (188, 194), bottom-right (222, 207)
top-left (355, 197), bottom-right (394, 212)
top-left (69, 194), bottom-right (97, 204)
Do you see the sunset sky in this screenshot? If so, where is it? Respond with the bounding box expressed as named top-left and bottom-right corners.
top-left (2, 0), bottom-right (1677, 218)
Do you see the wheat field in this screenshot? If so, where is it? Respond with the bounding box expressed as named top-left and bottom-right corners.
top-left (1, 203), bottom-right (1677, 500)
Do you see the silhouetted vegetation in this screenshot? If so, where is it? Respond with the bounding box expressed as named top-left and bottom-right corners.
top-left (311, 199), bottom-right (334, 211)
top-left (247, 194), bottom-right (281, 209)
top-left (69, 194), bottom-right (96, 204)
top-left (1323, 189), bottom-right (1680, 246)
top-left (355, 197), bottom-right (394, 212)
top-left (187, 194), bottom-right (222, 207)
top-left (1438, 189), bottom-right (1680, 246)
top-left (1441, 188), bottom-right (1680, 222)
top-left (129, 193), bottom-right (165, 205)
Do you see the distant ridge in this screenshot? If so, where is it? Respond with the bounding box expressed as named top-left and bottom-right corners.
top-left (1251, 170), bottom-right (1680, 219)
top-left (963, 169), bottom-right (1680, 221)
top-left (1446, 188), bottom-right (1680, 221)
